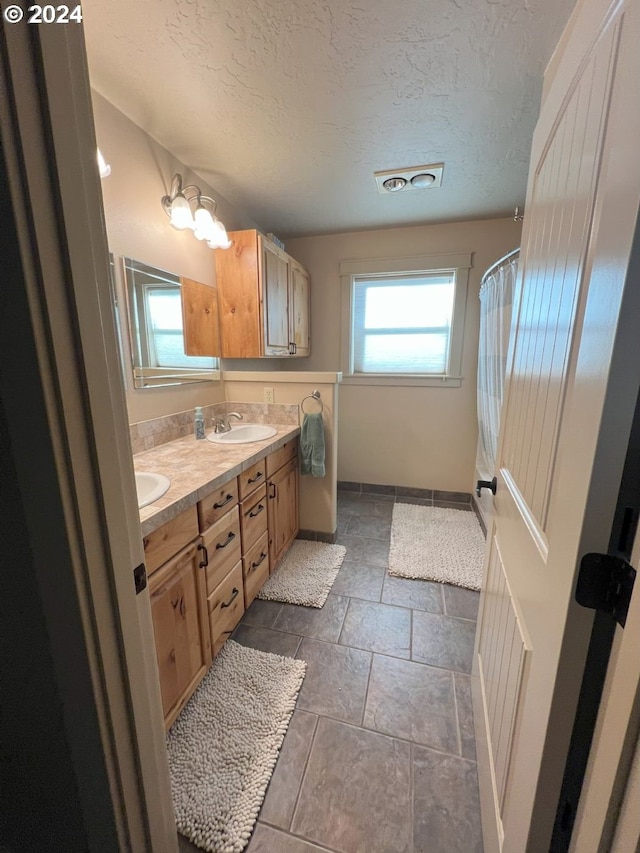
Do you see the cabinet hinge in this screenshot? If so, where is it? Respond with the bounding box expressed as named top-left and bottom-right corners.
top-left (133, 563), bottom-right (147, 595)
top-left (575, 553), bottom-right (636, 627)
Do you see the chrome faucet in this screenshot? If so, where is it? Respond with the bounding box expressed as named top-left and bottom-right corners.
top-left (212, 411), bottom-right (244, 434)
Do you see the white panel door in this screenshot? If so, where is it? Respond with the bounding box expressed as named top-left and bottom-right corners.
top-left (473, 0), bottom-right (640, 848)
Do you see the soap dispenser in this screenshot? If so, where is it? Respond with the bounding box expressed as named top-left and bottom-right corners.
top-left (194, 406), bottom-right (205, 440)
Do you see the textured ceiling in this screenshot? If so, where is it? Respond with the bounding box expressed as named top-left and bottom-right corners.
top-left (83, 0), bottom-right (576, 237)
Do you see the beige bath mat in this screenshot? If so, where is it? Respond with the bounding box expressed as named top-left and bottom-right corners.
top-left (389, 503), bottom-right (484, 590)
top-left (167, 640), bottom-right (306, 852)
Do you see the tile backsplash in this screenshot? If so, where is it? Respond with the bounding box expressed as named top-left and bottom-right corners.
top-left (129, 401), bottom-right (299, 454)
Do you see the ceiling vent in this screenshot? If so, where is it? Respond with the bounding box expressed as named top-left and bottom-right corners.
top-left (374, 163), bottom-right (444, 194)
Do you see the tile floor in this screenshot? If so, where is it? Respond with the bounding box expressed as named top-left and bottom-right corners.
top-left (178, 490), bottom-right (484, 853)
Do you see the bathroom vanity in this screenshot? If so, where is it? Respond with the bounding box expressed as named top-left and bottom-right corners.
top-left (135, 427), bottom-right (300, 728)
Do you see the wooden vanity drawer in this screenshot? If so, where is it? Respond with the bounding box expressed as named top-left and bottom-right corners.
top-left (143, 505), bottom-right (199, 575)
top-left (243, 532), bottom-right (270, 609)
top-left (197, 478), bottom-right (239, 529)
top-left (240, 484), bottom-right (268, 550)
top-left (266, 439), bottom-right (297, 477)
top-left (238, 459), bottom-right (266, 499)
top-left (208, 561), bottom-right (244, 657)
top-left (200, 506), bottom-right (241, 595)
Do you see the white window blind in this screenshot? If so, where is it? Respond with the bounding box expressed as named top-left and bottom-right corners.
top-left (352, 273), bottom-right (456, 374)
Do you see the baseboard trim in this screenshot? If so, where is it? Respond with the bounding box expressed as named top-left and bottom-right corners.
top-left (338, 480), bottom-right (472, 505)
top-left (297, 529), bottom-right (338, 544)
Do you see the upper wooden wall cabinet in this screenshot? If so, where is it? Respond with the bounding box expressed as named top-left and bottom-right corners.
top-left (215, 230), bottom-right (310, 358)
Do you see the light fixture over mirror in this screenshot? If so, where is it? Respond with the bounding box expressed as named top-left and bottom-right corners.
top-left (161, 174), bottom-right (232, 249)
top-left (97, 148), bottom-right (111, 178)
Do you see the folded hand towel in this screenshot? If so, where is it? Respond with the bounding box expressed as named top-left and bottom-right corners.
top-left (300, 412), bottom-right (325, 477)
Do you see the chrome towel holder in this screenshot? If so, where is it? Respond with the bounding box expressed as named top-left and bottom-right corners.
top-left (301, 390), bottom-right (324, 414)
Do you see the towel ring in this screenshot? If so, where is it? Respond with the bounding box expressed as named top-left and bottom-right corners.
top-left (301, 390), bottom-right (324, 414)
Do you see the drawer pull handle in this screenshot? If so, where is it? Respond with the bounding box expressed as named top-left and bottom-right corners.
top-left (251, 552), bottom-right (267, 571)
top-left (213, 493), bottom-right (234, 509)
top-left (215, 532), bottom-right (236, 550)
top-left (248, 503), bottom-right (265, 518)
top-left (247, 471), bottom-right (264, 484)
top-left (197, 543), bottom-right (209, 568)
top-left (221, 587), bottom-right (239, 609)
top-left (142, 537), bottom-right (150, 549)
top-left (269, 483), bottom-right (277, 499)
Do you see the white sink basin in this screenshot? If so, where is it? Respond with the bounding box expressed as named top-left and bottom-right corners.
top-left (135, 471), bottom-right (171, 508)
top-left (206, 423), bottom-right (278, 445)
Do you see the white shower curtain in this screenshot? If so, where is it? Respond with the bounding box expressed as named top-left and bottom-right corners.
top-left (476, 251), bottom-right (519, 481)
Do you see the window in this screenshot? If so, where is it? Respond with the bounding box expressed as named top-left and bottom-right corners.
top-left (143, 285), bottom-right (213, 370)
top-left (353, 273), bottom-right (456, 374)
top-left (340, 252), bottom-right (471, 387)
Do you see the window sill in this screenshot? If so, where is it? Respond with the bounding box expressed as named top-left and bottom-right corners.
top-left (341, 374), bottom-right (462, 388)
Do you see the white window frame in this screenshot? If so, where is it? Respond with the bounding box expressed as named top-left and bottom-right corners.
top-left (340, 252), bottom-right (472, 387)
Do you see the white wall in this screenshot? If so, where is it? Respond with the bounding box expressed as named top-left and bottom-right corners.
top-left (286, 218), bottom-right (521, 492)
top-left (223, 372), bottom-right (341, 534)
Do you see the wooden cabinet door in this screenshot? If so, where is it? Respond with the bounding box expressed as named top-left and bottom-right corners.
top-left (262, 239), bottom-right (290, 355)
top-left (149, 540), bottom-right (211, 729)
top-left (181, 277), bottom-right (220, 357)
top-left (289, 260), bottom-right (310, 357)
top-left (215, 230), bottom-right (262, 358)
top-left (267, 456), bottom-right (299, 569)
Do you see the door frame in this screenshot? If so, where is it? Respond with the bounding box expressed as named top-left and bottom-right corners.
top-left (1, 20), bottom-right (177, 851)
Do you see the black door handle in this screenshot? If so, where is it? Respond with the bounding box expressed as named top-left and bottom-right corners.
top-left (476, 476), bottom-right (497, 497)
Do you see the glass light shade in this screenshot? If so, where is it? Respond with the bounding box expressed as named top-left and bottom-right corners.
top-left (170, 193), bottom-right (194, 230)
top-left (206, 218), bottom-right (232, 249)
top-left (97, 148), bottom-right (111, 178)
top-left (193, 205), bottom-right (216, 241)
top-left (410, 173), bottom-right (436, 188)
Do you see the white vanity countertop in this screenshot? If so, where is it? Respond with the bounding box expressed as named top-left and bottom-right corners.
top-left (134, 424), bottom-right (300, 536)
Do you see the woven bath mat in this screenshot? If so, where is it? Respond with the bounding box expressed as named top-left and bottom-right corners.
top-left (389, 503), bottom-right (485, 590)
top-left (167, 640), bottom-right (306, 853)
top-left (257, 539), bottom-right (347, 608)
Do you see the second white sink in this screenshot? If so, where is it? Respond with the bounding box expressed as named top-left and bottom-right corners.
top-left (207, 423), bottom-right (278, 444)
top-left (135, 471), bottom-right (171, 508)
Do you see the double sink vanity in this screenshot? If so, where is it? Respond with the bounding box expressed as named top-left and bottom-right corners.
top-left (134, 423), bottom-right (300, 728)
top-left (111, 231), bottom-right (314, 727)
